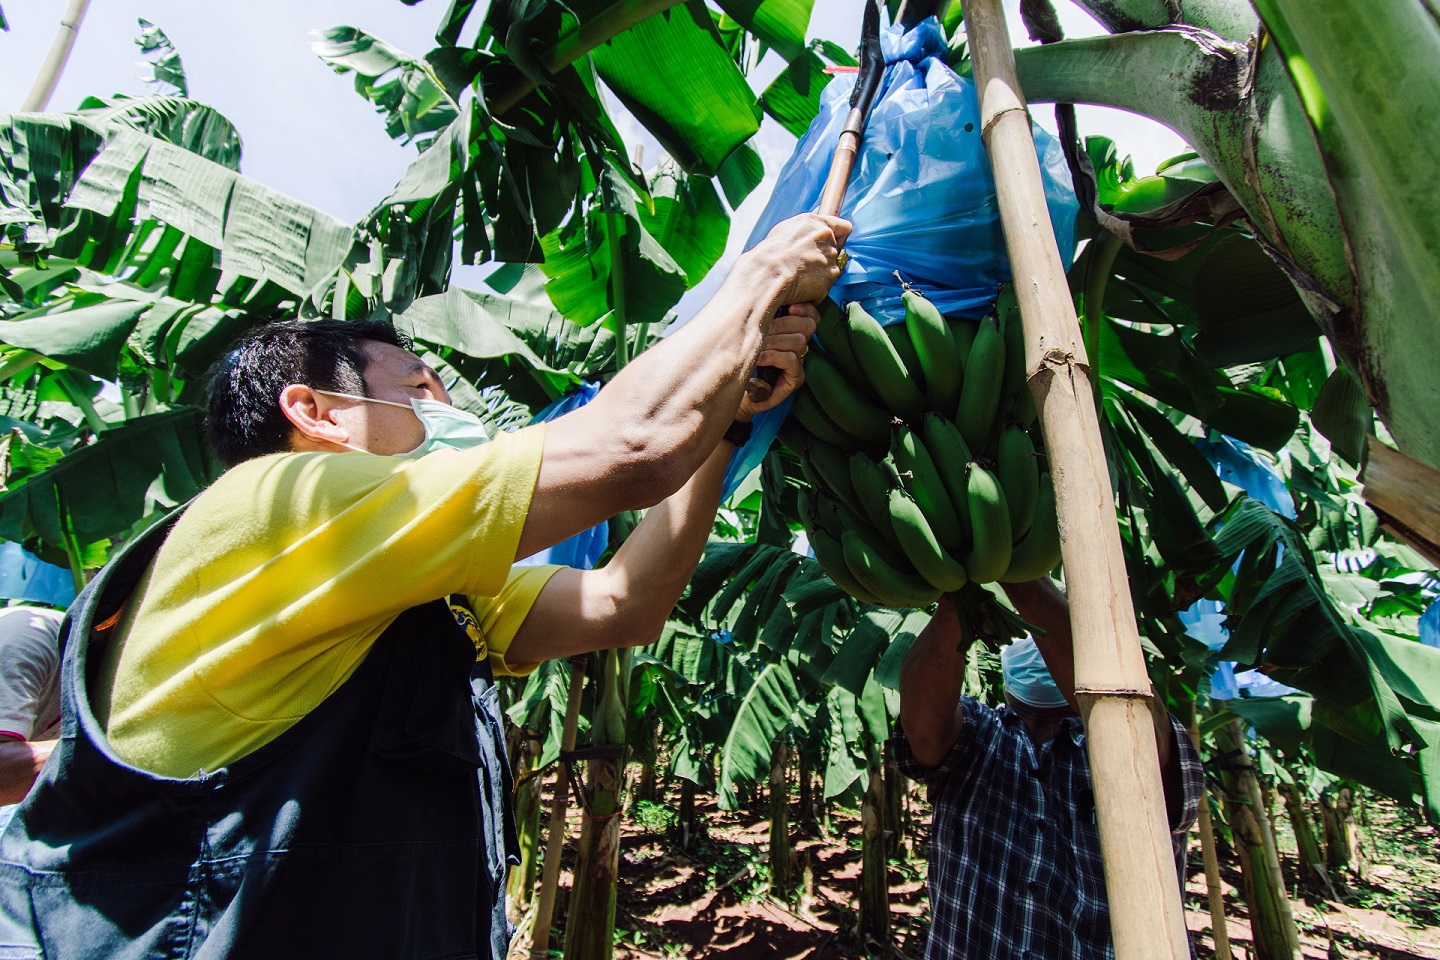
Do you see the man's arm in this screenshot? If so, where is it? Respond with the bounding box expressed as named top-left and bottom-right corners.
top-left (1000, 578), bottom-right (1173, 770)
top-left (897, 594), bottom-right (971, 769)
top-left (0, 737), bottom-right (53, 804)
top-left (514, 214), bottom-right (848, 560)
top-left (505, 305), bottom-right (818, 664)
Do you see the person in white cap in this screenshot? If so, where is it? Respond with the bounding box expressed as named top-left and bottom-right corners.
top-left (891, 579), bottom-right (1202, 960)
top-left (0, 604), bottom-right (65, 804)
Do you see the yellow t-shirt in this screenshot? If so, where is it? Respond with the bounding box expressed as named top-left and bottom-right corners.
top-left (94, 425), bottom-right (561, 779)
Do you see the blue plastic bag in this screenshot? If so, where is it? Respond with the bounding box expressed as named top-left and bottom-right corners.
top-left (731, 18), bottom-right (1079, 495)
top-left (1178, 432), bottom-right (1299, 699)
top-left (747, 17), bottom-right (1079, 324)
top-left (514, 382), bottom-right (611, 570)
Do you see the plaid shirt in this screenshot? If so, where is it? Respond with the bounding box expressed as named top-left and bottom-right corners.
top-left (892, 698), bottom-right (1202, 960)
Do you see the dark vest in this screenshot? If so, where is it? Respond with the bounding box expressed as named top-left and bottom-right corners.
top-left (0, 512), bottom-right (517, 959)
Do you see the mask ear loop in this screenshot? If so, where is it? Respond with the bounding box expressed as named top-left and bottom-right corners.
top-left (310, 389), bottom-right (425, 455)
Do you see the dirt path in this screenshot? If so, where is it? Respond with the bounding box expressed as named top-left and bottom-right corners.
top-left (510, 791), bottom-right (1440, 959)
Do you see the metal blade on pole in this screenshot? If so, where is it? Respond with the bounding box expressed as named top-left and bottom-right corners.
top-left (960, 1), bottom-right (1192, 957)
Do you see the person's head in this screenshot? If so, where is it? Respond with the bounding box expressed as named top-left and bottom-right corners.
top-left (1000, 639), bottom-right (1073, 722)
top-left (206, 319), bottom-right (450, 466)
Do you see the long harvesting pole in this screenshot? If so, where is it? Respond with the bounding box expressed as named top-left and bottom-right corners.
top-left (20, 0), bottom-right (91, 112)
top-left (960, 1), bottom-right (1191, 957)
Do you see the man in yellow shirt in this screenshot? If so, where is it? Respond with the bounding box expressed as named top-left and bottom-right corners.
top-left (0, 213), bottom-right (850, 960)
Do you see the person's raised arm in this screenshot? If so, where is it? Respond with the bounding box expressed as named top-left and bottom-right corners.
top-left (505, 307), bottom-right (817, 665)
top-left (898, 594), bottom-right (972, 769)
top-left (514, 214), bottom-right (849, 560)
top-left (1000, 578), bottom-right (1173, 770)
top-left (0, 737), bottom-right (53, 804)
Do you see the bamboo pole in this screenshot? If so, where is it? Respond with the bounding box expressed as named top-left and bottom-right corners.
top-left (529, 657), bottom-right (588, 960)
top-left (961, 2), bottom-right (1190, 957)
top-left (20, 0), bottom-right (91, 112)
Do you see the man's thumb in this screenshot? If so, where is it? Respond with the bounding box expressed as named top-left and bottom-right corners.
top-left (820, 215), bottom-right (854, 244)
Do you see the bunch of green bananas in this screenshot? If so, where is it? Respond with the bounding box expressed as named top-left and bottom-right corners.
top-left (784, 288), bottom-right (1063, 609)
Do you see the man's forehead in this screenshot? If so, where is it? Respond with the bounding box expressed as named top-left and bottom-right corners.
top-left (360, 340), bottom-right (429, 377)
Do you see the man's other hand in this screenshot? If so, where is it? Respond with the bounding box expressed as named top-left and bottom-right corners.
top-left (741, 214), bottom-right (852, 307)
top-left (738, 303), bottom-right (820, 421)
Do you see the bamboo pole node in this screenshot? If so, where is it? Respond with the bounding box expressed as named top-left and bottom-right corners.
top-left (1074, 686), bottom-right (1152, 699)
top-left (982, 104), bottom-right (1030, 139)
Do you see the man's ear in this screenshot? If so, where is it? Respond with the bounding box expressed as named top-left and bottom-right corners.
top-left (278, 384), bottom-right (350, 448)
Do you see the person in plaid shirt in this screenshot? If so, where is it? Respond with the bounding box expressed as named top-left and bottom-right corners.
top-left (891, 578), bottom-right (1202, 959)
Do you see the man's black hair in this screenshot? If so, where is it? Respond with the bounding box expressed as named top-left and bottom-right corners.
top-left (206, 318), bottom-right (413, 467)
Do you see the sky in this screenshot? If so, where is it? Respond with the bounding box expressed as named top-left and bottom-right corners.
top-left (1, 0), bottom-right (1186, 314)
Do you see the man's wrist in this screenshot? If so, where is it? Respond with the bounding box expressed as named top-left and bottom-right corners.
top-left (721, 419), bottom-right (753, 447)
top-left (727, 252), bottom-right (789, 321)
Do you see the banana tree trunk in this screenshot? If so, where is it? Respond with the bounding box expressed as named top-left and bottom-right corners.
top-left (1277, 777), bottom-right (1336, 899)
top-left (769, 740), bottom-right (793, 898)
top-left (1196, 786), bottom-right (1233, 960)
top-left (859, 765), bottom-right (890, 944)
top-left (1214, 721), bottom-right (1302, 960)
top-left (1189, 710), bottom-right (1232, 960)
top-left (562, 648), bottom-right (630, 960)
top-left (963, 3), bottom-right (1191, 957)
top-left (1320, 784), bottom-right (1366, 880)
top-left (676, 776), bottom-right (703, 851)
top-left (797, 749), bottom-right (815, 837)
top-left (508, 722), bottom-right (546, 920)
top-left (883, 740), bottom-right (905, 857)
top-left (530, 657), bottom-right (587, 960)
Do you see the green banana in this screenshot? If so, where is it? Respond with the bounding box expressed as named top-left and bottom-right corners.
top-left (792, 389), bottom-right (861, 449)
top-left (997, 424), bottom-right (1040, 540)
top-left (846, 302), bottom-right (926, 420)
top-left (816, 297), bottom-right (873, 397)
top-left (963, 463), bottom-right (1013, 584)
top-left (815, 491), bottom-right (893, 561)
top-left (955, 315), bottom-right (1006, 451)
top-left (950, 318), bottom-right (979, 373)
top-left (842, 528), bottom-right (942, 608)
top-left (800, 488), bottom-right (885, 604)
top-left (902, 288), bottom-right (962, 416)
top-left (886, 323), bottom-right (927, 395)
top-left (887, 488), bottom-right (968, 592)
top-left (849, 453), bottom-right (905, 551)
top-left (998, 305), bottom-right (1028, 421)
top-left (893, 425), bottom-right (964, 552)
top-left (922, 413), bottom-right (973, 539)
top-left (806, 438), bottom-right (863, 515)
top-left (777, 416), bottom-right (807, 454)
top-left (1012, 382), bottom-right (1038, 426)
top-left (1000, 473), bottom-right (1062, 583)
top-left (803, 352), bottom-right (892, 445)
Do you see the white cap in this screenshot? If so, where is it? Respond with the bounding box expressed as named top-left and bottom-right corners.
top-left (1001, 639), bottom-right (1068, 709)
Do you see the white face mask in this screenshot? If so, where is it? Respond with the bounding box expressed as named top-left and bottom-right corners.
top-left (314, 390), bottom-right (491, 458)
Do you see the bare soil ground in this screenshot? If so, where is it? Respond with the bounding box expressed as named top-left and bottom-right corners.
top-left (511, 789), bottom-right (1440, 959)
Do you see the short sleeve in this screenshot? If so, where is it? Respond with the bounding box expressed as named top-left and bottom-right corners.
top-left (0, 608), bottom-right (64, 741)
top-left (891, 696), bottom-right (1000, 788)
top-left (1169, 712), bottom-right (1203, 836)
top-left (468, 565), bottom-right (564, 678)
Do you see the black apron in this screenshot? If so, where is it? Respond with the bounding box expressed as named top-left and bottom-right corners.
top-left (0, 511), bottom-right (517, 959)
